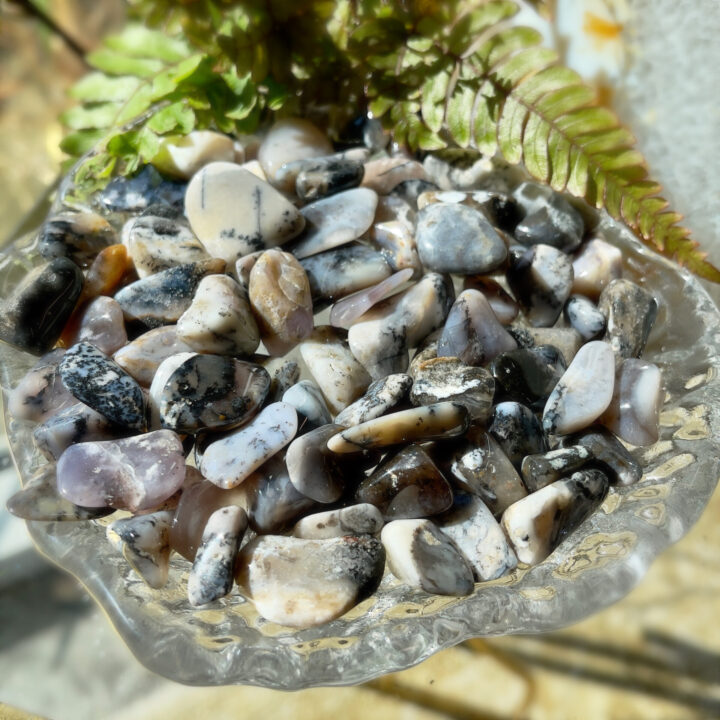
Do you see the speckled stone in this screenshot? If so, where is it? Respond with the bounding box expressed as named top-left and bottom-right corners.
top-left (0, 258), bottom-right (84, 355)
top-left (381, 519), bottom-right (474, 596)
top-left (462, 276), bottom-right (519, 325)
top-left (564, 295), bottom-right (606, 341)
top-left (7, 349), bottom-right (75, 423)
top-left (437, 289), bottom-right (517, 366)
top-left (416, 203), bottom-right (507, 275)
top-left (114, 258), bottom-right (226, 328)
top-left (150, 353), bottom-right (270, 433)
top-left (108, 510), bottom-right (174, 588)
top-left (200, 401), bottom-right (298, 489)
top-left (127, 205), bottom-right (209, 278)
top-left (372, 195), bottom-right (416, 233)
top-left (59, 341), bottom-right (146, 431)
top-left (268, 359), bottom-right (301, 401)
top-left (410, 357), bottom-right (495, 421)
top-left (301, 243), bottom-right (391, 302)
top-left (444, 427), bottom-right (528, 517)
top-left (390, 179), bottom-right (439, 208)
top-left (6, 465), bottom-right (112, 521)
top-left (599, 279), bottom-right (658, 360)
top-left (292, 188), bottom-right (378, 260)
top-left (506, 244), bottom-right (574, 327)
top-left (286, 423), bottom-right (346, 502)
top-left (361, 157), bottom-right (428, 195)
top-left (57, 429), bottom-right (185, 511)
top-left (543, 341), bottom-right (616, 435)
top-left (99, 165), bottom-right (186, 212)
top-left (416, 190), bottom-right (521, 233)
top-left (334, 373), bottom-right (413, 427)
top-left (233, 250), bottom-right (262, 292)
top-left (38, 212), bottom-right (116, 266)
top-left (561, 426), bottom-right (642, 486)
top-left (600, 359), bottom-right (663, 446)
top-left (438, 493), bottom-right (518, 581)
top-left (248, 249), bottom-right (314, 355)
top-left (296, 155), bottom-right (365, 200)
top-left (176, 274), bottom-right (260, 356)
top-left (355, 444), bottom-right (454, 519)
top-left (572, 237), bottom-right (623, 300)
top-left (236, 534), bottom-right (385, 627)
top-left (509, 325), bottom-right (583, 364)
top-left (348, 272), bottom-right (454, 379)
top-left (188, 506), bottom-right (247, 606)
top-left (328, 402), bottom-right (469, 454)
top-left (489, 401), bottom-right (548, 469)
top-left (521, 445), bottom-right (593, 493)
top-left (293, 504), bottom-right (384, 539)
top-left (371, 221), bottom-right (423, 278)
top-left (282, 380), bottom-right (333, 430)
top-left (113, 325), bottom-right (194, 386)
top-left (185, 163), bottom-right (305, 264)
top-left (152, 130), bottom-right (235, 179)
top-left (69, 296), bottom-right (128, 356)
top-left (299, 326), bottom-right (371, 415)
top-left (502, 469), bottom-right (608, 565)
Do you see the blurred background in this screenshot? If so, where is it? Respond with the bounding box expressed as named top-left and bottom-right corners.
top-left (0, 1), bottom-right (719, 718)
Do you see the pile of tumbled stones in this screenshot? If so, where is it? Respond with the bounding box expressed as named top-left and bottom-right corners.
top-left (2, 118), bottom-right (663, 628)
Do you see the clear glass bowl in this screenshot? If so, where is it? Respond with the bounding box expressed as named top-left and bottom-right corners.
top-left (1, 166), bottom-right (719, 689)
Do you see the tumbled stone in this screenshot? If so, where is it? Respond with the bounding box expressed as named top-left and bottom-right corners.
top-left (6, 465), bottom-right (112, 521)
top-left (6, 349), bottom-right (75, 422)
top-left (355, 444), bottom-right (453, 519)
top-left (59, 341), bottom-right (146, 431)
top-left (0, 258), bottom-right (84, 355)
top-left (329, 402), bottom-right (469, 454)
top-left (114, 258), bottom-right (225, 328)
top-left (108, 510), bottom-right (174, 588)
top-left (422, 153), bottom-right (525, 192)
top-left (334, 373), bottom-right (412, 427)
top-left (382, 519), bottom-right (474, 596)
top-left (236, 534), bottom-right (385, 627)
top-left (408, 337), bottom-right (439, 378)
top-left (269, 360), bottom-right (301, 400)
top-left (329, 269), bottom-right (414, 330)
top-left (258, 118), bottom-right (333, 192)
top-left (57, 429), bottom-right (185, 511)
top-left (185, 163), bottom-right (305, 264)
top-left (151, 353), bottom-right (269, 433)
top-left (200, 402), bottom-right (297, 488)
top-left (79, 244), bottom-right (131, 302)
top-left (248, 249), bottom-right (313, 355)
top-left (600, 359), bottom-right (662, 446)
top-left (38, 212), bottom-right (116, 266)
top-left (520, 446), bottom-right (593, 492)
top-left (99, 165), bottom-right (186, 212)
top-left (286, 423), bottom-right (346, 502)
top-left (390, 179), bottom-right (439, 208)
top-left (462, 276), bottom-right (519, 324)
top-left (599, 279), bottom-right (658, 360)
top-left (372, 195), bottom-right (416, 232)
top-left (502, 469), bottom-right (608, 565)
top-left (371, 220), bottom-right (423, 278)
top-left (127, 205), bottom-right (209, 277)
top-left (348, 272), bottom-right (454, 378)
top-left (506, 244), bottom-right (574, 327)
top-left (438, 494), bottom-right (518, 580)
top-left (543, 340), bottom-right (615, 435)
top-left (410, 357), bottom-right (494, 421)
top-left (296, 156), bottom-right (365, 200)
top-left (34, 401), bottom-right (123, 459)
top-left (417, 190), bottom-right (521, 232)
top-left (561, 426), bottom-right (642, 485)
top-left (564, 295), bottom-right (606, 341)
top-left (233, 250), bottom-right (262, 292)
top-left (176, 274), bottom-right (260, 356)
top-left (416, 203), bottom-right (507, 275)
top-left (291, 188), bottom-right (378, 259)
top-left (509, 325), bottom-right (583, 364)
top-left (68, 296), bottom-right (128, 356)
top-left (301, 243), bottom-right (391, 303)
top-left (240, 454), bottom-right (318, 533)
top-left (362, 157), bottom-right (428, 195)
top-left (188, 506), bottom-right (247, 606)
top-left (282, 380), bottom-right (332, 430)
top-left (572, 237), bottom-right (623, 300)
top-left (444, 427), bottom-right (528, 516)
top-left (299, 326), bottom-right (371, 414)
top-left (152, 130), bottom-right (235, 179)
top-left (170, 476), bottom-right (246, 560)
top-left (489, 401), bottom-right (548, 468)
top-left (437, 289), bottom-right (517, 366)
top-left (113, 325), bottom-right (194, 386)
top-left (490, 345), bottom-right (566, 409)
top-left (293, 504), bottom-right (384, 539)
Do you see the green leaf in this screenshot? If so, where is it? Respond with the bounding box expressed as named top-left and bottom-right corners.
top-left (59, 129), bottom-right (107, 156)
top-left (421, 70), bottom-right (450, 133)
top-left (104, 25), bottom-right (189, 62)
top-left (146, 102), bottom-right (195, 133)
top-left (87, 49), bottom-right (165, 78)
top-left (446, 82), bottom-right (475, 148)
top-left (70, 73), bottom-right (141, 103)
top-left (61, 103), bottom-right (120, 130)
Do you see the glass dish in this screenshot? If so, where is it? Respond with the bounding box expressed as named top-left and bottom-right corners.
top-left (1, 161), bottom-right (719, 689)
